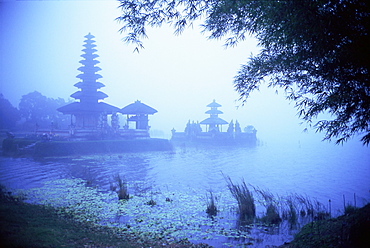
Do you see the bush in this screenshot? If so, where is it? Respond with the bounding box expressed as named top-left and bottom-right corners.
top-left (291, 204), bottom-right (370, 248)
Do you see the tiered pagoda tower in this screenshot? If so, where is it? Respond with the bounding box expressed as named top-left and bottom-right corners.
top-left (58, 33), bottom-right (120, 129)
top-left (200, 100), bottom-right (228, 132)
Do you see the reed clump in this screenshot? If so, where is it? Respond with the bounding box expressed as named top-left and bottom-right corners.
top-left (112, 174), bottom-right (130, 200)
top-left (206, 191), bottom-right (218, 217)
top-left (262, 204), bottom-right (281, 224)
top-left (226, 177), bottom-right (255, 224)
top-left (252, 185), bottom-right (282, 225)
top-left (295, 194), bottom-right (315, 221)
top-left (303, 195), bottom-right (329, 221)
top-left (282, 196), bottom-right (298, 227)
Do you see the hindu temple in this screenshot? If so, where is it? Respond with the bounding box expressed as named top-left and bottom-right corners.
top-left (171, 100), bottom-right (257, 145)
top-left (57, 33), bottom-right (157, 139)
top-left (199, 100), bottom-right (228, 132)
top-left (57, 33), bottom-right (120, 131)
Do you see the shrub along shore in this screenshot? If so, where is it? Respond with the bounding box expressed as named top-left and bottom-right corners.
top-left (285, 203), bottom-right (370, 248)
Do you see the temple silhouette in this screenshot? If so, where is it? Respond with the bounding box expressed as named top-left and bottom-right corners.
top-left (57, 33), bottom-right (157, 139)
top-left (171, 100), bottom-right (257, 145)
top-left (199, 99), bottom-right (228, 132)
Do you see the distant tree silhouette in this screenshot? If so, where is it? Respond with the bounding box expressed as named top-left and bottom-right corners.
top-left (0, 93), bottom-right (20, 130)
top-left (18, 91), bottom-right (71, 130)
top-left (116, 0), bottom-right (370, 145)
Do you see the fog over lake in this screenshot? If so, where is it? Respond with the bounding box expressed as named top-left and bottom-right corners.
top-left (2, 0), bottom-right (304, 140)
top-left (1, 1), bottom-right (369, 247)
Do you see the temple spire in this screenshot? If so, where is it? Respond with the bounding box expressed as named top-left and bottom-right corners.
top-left (70, 33), bottom-right (107, 104)
top-left (57, 33), bottom-right (120, 129)
top-left (200, 100), bottom-right (228, 132)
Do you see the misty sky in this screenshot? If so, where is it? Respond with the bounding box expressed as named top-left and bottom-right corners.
top-left (1, 0), bottom-right (322, 141)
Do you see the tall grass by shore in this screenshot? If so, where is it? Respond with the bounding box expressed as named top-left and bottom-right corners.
top-left (252, 185), bottom-right (282, 224)
top-left (225, 176), bottom-right (256, 224)
top-left (206, 191), bottom-right (218, 217)
top-left (111, 174), bottom-right (130, 200)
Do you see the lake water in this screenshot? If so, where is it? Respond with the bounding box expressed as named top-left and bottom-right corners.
top-left (0, 135), bottom-right (369, 247)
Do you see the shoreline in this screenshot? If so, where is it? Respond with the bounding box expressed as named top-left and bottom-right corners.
top-left (0, 187), bottom-right (210, 248)
top-left (2, 137), bottom-right (173, 157)
top-left (2, 185), bottom-right (369, 248)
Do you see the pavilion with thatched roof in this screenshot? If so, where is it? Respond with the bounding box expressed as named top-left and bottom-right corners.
top-left (121, 100), bottom-right (157, 130)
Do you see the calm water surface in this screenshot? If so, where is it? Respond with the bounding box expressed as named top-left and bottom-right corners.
top-left (0, 136), bottom-right (369, 247)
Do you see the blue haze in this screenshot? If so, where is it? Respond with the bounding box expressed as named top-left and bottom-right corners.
top-left (0, 0), bottom-right (369, 229)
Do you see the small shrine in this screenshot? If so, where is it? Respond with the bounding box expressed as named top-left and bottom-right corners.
top-left (57, 33), bottom-right (120, 133)
top-left (121, 100), bottom-right (157, 129)
top-left (199, 100), bottom-right (228, 132)
top-left (171, 100), bottom-right (257, 145)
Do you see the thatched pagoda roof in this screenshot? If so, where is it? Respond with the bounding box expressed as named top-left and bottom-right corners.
top-left (205, 109), bottom-right (223, 115)
top-left (200, 117), bottom-right (228, 125)
top-left (120, 100), bottom-right (157, 115)
top-left (57, 102), bottom-right (120, 114)
top-left (70, 91), bottom-right (108, 100)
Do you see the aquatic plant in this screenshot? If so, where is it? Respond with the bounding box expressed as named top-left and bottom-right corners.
top-left (281, 195), bottom-right (298, 228)
top-left (251, 185), bottom-right (282, 225)
top-left (205, 191), bottom-right (218, 217)
top-left (282, 195), bottom-right (299, 229)
top-left (19, 178), bottom-right (114, 223)
top-left (113, 174), bottom-right (130, 200)
top-left (144, 199), bottom-right (156, 206)
top-left (225, 176), bottom-right (255, 224)
top-left (294, 194), bottom-right (315, 221)
top-left (145, 192), bottom-right (157, 206)
top-left (261, 204), bottom-right (282, 224)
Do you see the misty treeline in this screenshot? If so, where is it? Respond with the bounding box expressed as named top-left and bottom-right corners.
top-left (117, 0), bottom-right (369, 145)
top-left (0, 91), bottom-right (72, 131)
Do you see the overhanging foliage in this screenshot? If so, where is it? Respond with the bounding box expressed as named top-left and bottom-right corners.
top-left (116, 0), bottom-right (370, 144)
